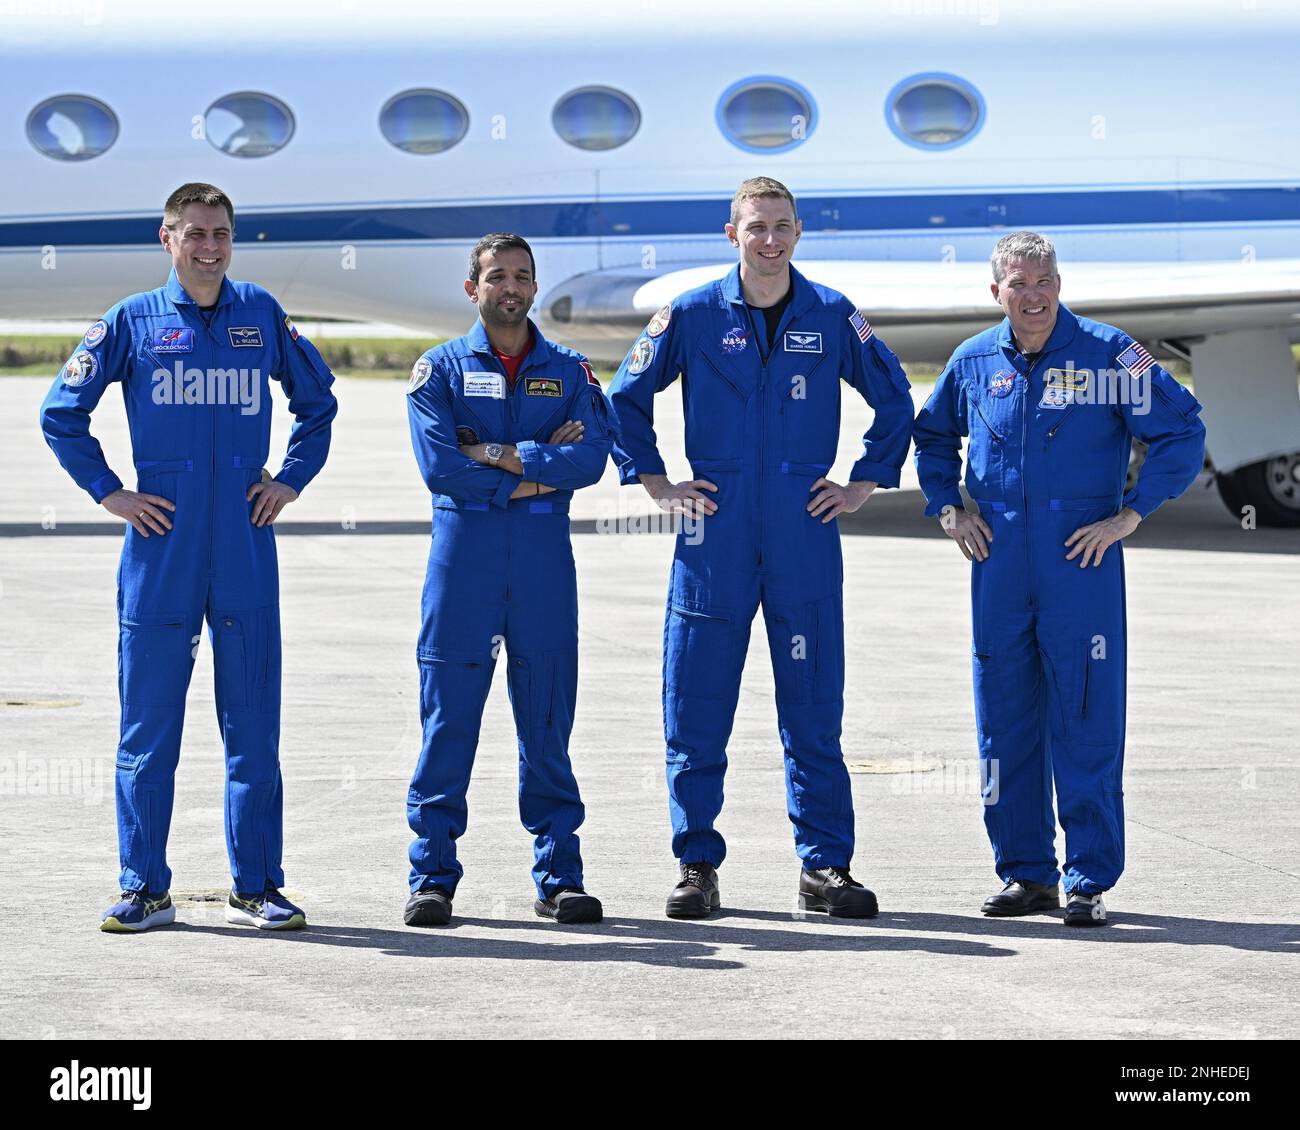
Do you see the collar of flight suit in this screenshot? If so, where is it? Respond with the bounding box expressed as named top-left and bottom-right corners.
top-left (719, 262), bottom-right (820, 321)
top-left (995, 302), bottom-right (1082, 370)
top-left (465, 316), bottom-right (554, 376)
top-left (163, 267), bottom-right (237, 309)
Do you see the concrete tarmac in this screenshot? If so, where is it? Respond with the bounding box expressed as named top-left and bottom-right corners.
top-left (2, 375), bottom-right (1297, 1039)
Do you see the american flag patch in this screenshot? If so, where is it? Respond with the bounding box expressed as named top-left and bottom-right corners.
top-left (579, 360), bottom-right (599, 386)
top-left (1117, 341), bottom-right (1155, 377)
top-left (848, 309), bottom-right (873, 343)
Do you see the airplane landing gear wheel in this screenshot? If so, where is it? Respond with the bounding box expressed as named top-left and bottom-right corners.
top-left (1215, 453), bottom-right (1300, 527)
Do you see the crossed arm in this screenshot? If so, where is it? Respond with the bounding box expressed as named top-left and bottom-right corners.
top-left (460, 420), bottom-right (586, 498)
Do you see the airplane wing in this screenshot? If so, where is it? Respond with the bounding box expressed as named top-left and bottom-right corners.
top-left (542, 258), bottom-right (1300, 363)
top-left (541, 258), bottom-right (1300, 479)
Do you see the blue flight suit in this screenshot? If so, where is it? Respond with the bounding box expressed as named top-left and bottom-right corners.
top-left (913, 304), bottom-right (1205, 895)
top-left (405, 319), bottom-right (613, 898)
top-left (608, 264), bottom-right (914, 869)
top-left (39, 269), bottom-right (337, 895)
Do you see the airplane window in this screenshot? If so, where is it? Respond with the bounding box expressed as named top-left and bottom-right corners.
top-left (886, 73), bottom-right (985, 149)
top-left (552, 86), bottom-right (640, 151)
top-left (717, 77), bottom-right (816, 153)
top-left (380, 90), bottom-right (470, 154)
top-left (26, 95), bottom-right (119, 161)
top-left (205, 92), bottom-right (295, 158)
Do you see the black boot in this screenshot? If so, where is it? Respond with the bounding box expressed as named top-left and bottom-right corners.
top-left (666, 862), bottom-right (720, 919)
top-left (405, 885), bottom-right (453, 927)
top-left (535, 889), bottom-right (603, 924)
top-left (1063, 891), bottom-right (1108, 927)
top-left (980, 879), bottom-right (1060, 917)
top-left (798, 867), bottom-right (878, 918)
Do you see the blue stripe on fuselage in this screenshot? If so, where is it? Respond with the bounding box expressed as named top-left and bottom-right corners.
top-left (1, 186), bottom-right (1297, 246)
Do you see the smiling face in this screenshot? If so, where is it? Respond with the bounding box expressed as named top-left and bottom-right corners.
top-left (464, 246), bottom-right (537, 329)
top-left (726, 195), bottom-right (802, 279)
top-left (992, 256), bottom-right (1061, 349)
top-left (160, 202), bottom-right (233, 299)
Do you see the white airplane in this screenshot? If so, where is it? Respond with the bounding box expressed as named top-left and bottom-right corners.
top-left (3, 0), bottom-right (1299, 523)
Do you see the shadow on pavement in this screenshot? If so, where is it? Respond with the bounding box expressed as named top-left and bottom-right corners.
top-left (161, 904), bottom-right (1299, 964)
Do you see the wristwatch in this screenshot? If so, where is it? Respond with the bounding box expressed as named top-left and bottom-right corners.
top-left (485, 442), bottom-right (504, 465)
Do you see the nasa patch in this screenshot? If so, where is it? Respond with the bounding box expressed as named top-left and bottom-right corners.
top-left (83, 319), bottom-right (108, 348)
top-left (150, 327), bottom-right (194, 353)
top-left (228, 326), bottom-right (263, 349)
top-left (63, 350), bottom-right (98, 387)
top-left (989, 371), bottom-right (1016, 398)
top-left (784, 331), bottom-right (823, 354)
top-left (407, 357), bottom-right (433, 394)
top-left (646, 304), bottom-right (671, 338)
top-left (720, 326), bottom-right (748, 355)
top-left (627, 336), bottom-right (656, 375)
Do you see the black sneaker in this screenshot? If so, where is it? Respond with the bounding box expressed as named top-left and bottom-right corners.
top-left (1064, 891), bottom-right (1108, 927)
top-left (534, 888), bottom-right (603, 924)
top-left (798, 867), bottom-right (879, 918)
top-left (981, 879), bottom-right (1061, 917)
top-left (405, 885), bottom-right (453, 927)
top-left (666, 862), bottom-right (720, 919)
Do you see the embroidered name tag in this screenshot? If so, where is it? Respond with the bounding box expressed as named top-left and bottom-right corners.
top-left (1044, 367), bottom-right (1090, 391)
top-left (228, 326), bottom-right (263, 348)
top-left (525, 377), bottom-right (563, 397)
top-left (462, 371), bottom-right (506, 398)
top-left (784, 331), bottom-right (822, 354)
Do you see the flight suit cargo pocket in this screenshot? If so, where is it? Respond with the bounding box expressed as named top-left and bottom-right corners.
top-left (213, 615), bottom-right (249, 710)
top-left (971, 648), bottom-right (1010, 737)
top-left (768, 597), bottom-right (843, 707)
top-left (665, 601), bottom-right (735, 700)
top-left (505, 652), bottom-right (557, 751)
top-left (118, 614), bottom-right (191, 707)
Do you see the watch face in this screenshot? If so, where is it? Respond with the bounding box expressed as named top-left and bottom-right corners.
top-left (486, 443), bottom-right (503, 462)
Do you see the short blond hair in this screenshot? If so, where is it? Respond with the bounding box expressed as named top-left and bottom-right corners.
top-left (730, 176), bottom-right (798, 227)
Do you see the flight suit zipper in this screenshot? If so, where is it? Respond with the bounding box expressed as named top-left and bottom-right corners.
top-left (504, 357), bottom-right (520, 603)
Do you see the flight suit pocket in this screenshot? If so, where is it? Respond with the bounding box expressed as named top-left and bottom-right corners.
top-left (118, 613), bottom-right (191, 707)
top-left (1078, 635), bottom-right (1121, 746)
top-left (213, 615), bottom-right (249, 710)
top-left (505, 652), bottom-right (557, 750)
top-left (779, 354), bottom-right (836, 466)
top-left (685, 348), bottom-right (752, 461)
top-left (665, 601), bottom-right (735, 700)
top-left (971, 648), bottom-right (1010, 737)
top-left (118, 614), bottom-right (192, 707)
top-left (768, 597), bottom-right (842, 707)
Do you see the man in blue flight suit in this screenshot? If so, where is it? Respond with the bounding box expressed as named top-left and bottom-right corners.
top-left (608, 178), bottom-right (914, 919)
top-left (914, 232), bottom-right (1205, 927)
top-left (404, 233), bottom-right (614, 928)
top-left (40, 183), bottom-right (337, 933)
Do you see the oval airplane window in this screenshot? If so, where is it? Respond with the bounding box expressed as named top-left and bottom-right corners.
top-left (886, 73), bottom-right (984, 150)
top-left (27, 95), bottom-right (119, 161)
top-left (205, 92), bottom-right (295, 158)
top-left (717, 77), bottom-right (816, 153)
top-left (380, 90), bottom-right (470, 154)
top-left (553, 86), bottom-right (641, 151)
